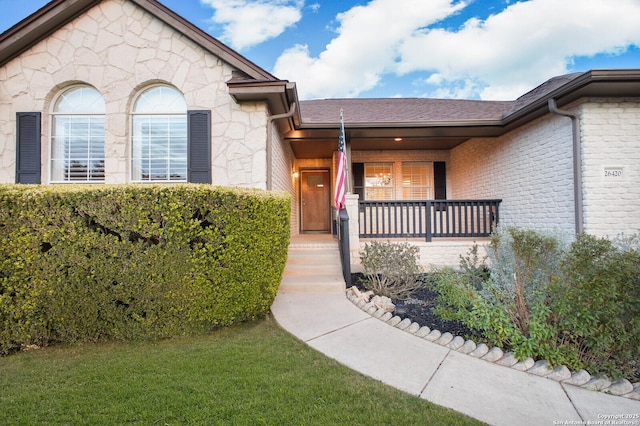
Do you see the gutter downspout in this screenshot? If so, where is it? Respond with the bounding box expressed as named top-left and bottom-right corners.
top-left (548, 99), bottom-right (584, 235)
top-left (266, 102), bottom-right (297, 190)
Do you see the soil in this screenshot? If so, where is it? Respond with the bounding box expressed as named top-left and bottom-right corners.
top-left (351, 274), bottom-right (480, 341)
top-left (351, 274), bottom-right (640, 383)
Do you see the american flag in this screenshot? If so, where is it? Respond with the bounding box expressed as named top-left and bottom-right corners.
top-left (334, 109), bottom-right (347, 210)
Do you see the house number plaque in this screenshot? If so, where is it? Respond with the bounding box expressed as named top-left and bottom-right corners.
top-left (603, 167), bottom-right (624, 178)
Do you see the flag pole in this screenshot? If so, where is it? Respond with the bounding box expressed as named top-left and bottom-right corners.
top-left (334, 108), bottom-right (347, 211)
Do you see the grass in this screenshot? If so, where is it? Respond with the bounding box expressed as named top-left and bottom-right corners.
top-left (0, 315), bottom-right (484, 425)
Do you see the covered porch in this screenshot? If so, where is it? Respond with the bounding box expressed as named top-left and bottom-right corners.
top-left (330, 194), bottom-right (498, 281)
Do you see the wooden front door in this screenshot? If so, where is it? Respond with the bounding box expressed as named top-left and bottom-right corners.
top-left (301, 169), bottom-right (330, 232)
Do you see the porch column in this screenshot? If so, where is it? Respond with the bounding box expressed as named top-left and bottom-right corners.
top-left (345, 193), bottom-right (360, 266)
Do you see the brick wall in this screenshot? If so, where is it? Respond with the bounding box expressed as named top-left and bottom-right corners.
top-left (450, 113), bottom-right (576, 234)
top-left (351, 149), bottom-right (450, 199)
top-left (270, 120), bottom-right (298, 235)
top-left (581, 99), bottom-right (640, 237)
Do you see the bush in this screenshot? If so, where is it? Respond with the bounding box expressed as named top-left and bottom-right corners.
top-left (431, 227), bottom-right (640, 378)
top-left (0, 184), bottom-right (290, 354)
top-left (551, 234), bottom-right (640, 378)
top-left (359, 241), bottom-right (422, 299)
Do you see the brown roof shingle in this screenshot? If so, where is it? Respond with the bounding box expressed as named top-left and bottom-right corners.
top-left (299, 98), bottom-right (512, 124)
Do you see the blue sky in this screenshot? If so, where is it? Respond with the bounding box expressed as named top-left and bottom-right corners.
top-left (2, 0), bottom-right (640, 100)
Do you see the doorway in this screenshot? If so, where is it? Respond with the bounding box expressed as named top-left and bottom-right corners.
top-left (300, 169), bottom-right (330, 232)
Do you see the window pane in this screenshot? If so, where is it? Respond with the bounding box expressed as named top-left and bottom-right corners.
top-left (132, 115), bottom-right (187, 182)
top-left (54, 86), bottom-right (105, 114)
top-left (131, 86), bottom-right (188, 183)
top-left (402, 162), bottom-right (431, 199)
top-left (133, 86), bottom-right (187, 114)
top-left (51, 107), bottom-right (105, 182)
top-left (365, 163), bottom-right (393, 200)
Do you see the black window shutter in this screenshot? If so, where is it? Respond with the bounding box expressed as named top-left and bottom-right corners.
top-left (352, 162), bottom-right (364, 200)
top-left (434, 161), bottom-right (446, 199)
top-left (187, 110), bottom-right (211, 184)
top-left (15, 112), bottom-right (41, 184)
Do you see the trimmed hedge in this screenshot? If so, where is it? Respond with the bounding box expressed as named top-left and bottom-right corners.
top-left (0, 184), bottom-right (291, 353)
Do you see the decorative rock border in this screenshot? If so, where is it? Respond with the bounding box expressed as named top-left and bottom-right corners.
top-left (346, 287), bottom-right (640, 400)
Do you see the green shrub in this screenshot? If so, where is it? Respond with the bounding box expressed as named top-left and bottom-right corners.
top-left (551, 234), bottom-right (640, 378)
top-left (431, 227), bottom-right (640, 378)
top-left (0, 184), bottom-right (290, 354)
top-left (484, 227), bottom-right (563, 340)
top-left (359, 241), bottom-right (422, 299)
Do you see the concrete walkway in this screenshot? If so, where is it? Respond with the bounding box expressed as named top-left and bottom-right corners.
top-left (270, 235), bottom-right (640, 426)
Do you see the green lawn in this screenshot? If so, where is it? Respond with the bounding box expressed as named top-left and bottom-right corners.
top-left (0, 315), bottom-right (483, 425)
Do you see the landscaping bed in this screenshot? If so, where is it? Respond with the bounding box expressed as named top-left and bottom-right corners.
top-left (352, 274), bottom-right (478, 340)
top-left (351, 272), bottom-right (640, 384)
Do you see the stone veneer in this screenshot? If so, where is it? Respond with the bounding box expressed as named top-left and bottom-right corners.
top-left (0, 0), bottom-right (270, 188)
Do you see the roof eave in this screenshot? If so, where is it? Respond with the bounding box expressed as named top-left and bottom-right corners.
top-left (503, 69), bottom-right (640, 130)
top-left (0, 0), bottom-right (99, 67)
top-left (227, 80), bottom-right (300, 125)
top-left (296, 119), bottom-right (504, 129)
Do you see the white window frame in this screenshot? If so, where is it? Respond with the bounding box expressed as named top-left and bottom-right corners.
top-left (50, 85), bottom-right (105, 183)
top-left (364, 163), bottom-right (394, 200)
top-left (131, 85), bottom-right (188, 183)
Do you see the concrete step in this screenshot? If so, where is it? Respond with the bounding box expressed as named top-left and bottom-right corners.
top-left (284, 262), bottom-right (343, 275)
top-left (279, 273), bottom-right (346, 293)
top-left (279, 245), bottom-right (346, 294)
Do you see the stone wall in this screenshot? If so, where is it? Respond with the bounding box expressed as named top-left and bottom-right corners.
top-left (0, 0), bottom-right (269, 187)
top-left (581, 98), bottom-right (640, 237)
top-left (449, 113), bottom-right (576, 235)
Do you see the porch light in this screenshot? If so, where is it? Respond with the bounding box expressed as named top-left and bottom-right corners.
top-left (292, 170), bottom-right (299, 178)
top-left (394, 137), bottom-right (402, 142)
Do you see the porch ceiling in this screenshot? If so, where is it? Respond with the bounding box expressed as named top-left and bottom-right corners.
top-left (289, 137), bottom-right (470, 158)
top-left (286, 124), bottom-right (505, 158)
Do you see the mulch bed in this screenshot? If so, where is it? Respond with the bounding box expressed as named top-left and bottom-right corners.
top-left (351, 274), bottom-right (480, 341)
top-left (351, 274), bottom-right (640, 383)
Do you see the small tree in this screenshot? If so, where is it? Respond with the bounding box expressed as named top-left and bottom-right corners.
top-left (359, 241), bottom-right (422, 300)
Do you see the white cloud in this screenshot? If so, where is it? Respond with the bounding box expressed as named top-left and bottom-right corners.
top-left (273, 0), bottom-right (467, 99)
top-left (398, 0), bottom-right (640, 99)
top-left (272, 0), bottom-right (640, 100)
top-left (201, 0), bottom-right (303, 51)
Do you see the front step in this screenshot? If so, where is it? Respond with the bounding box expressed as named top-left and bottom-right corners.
top-left (279, 245), bottom-right (346, 294)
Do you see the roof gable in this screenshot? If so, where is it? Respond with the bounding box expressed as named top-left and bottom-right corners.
top-left (0, 0), bottom-right (277, 81)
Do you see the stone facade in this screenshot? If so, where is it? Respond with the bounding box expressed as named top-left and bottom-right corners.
top-left (0, 0), bottom-right (270, 188)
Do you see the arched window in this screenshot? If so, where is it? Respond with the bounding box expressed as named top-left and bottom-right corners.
top-left (51, 85), bottom-right (105, 182)
top-left (131, 85), bottom-right (188, 182)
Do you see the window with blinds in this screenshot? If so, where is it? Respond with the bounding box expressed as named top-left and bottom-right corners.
top-left (131, 86), bottom-right (188, 182)
top-left (402, 162), bottom-right (431, 199)
top-left (365, 163), bottom-right (394, 200)
top-left (51, 86), bottom-right (105, 182)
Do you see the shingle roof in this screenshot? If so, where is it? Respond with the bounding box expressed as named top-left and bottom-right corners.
top-left (299, 98), bottom-right (512, 124)
top-left (298, 72), bottom-right (589, 126)
top-left (503, 72), bottom-right (584, 118)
